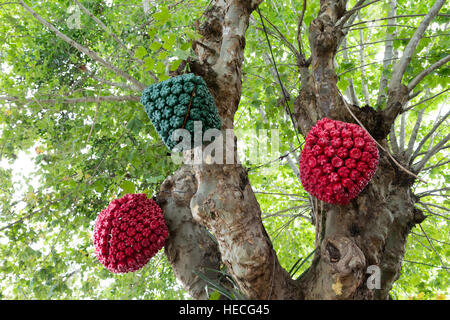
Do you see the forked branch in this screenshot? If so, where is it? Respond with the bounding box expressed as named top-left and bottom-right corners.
top-left (18, 0), bottom-right (146, 91)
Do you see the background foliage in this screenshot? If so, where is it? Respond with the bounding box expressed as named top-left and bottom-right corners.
top-left (0, 0), bottom-right (448, 300)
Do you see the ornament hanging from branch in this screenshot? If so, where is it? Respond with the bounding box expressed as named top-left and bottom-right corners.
top-left (140, 73), bottom-right (222, 150)
top-left (299, 118), bottom-right (379, 205)
top-left (93, 193), bottom-right (168, 273)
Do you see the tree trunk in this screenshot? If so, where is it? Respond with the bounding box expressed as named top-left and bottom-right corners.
top-left (292, 0), bottom-right (425, 300)
top-left (159, 0), bottom-right (433, 300)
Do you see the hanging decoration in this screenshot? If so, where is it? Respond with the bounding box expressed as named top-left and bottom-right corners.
top-left (140, 73), bottom-right (222, 150)
top-left (299, 118), bottom-right (379, 205)
top-left (93, 193), bottom-right (168, 273)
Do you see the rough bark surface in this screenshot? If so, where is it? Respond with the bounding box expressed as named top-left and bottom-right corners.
top-left (157, 167), bottom-right (222, 299)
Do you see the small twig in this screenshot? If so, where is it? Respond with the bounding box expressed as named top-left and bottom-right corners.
top-left (262, 205), bottom-right (310, 219)
top-left (413, 134), bottom-right (450, 172)
top-left (257, 7), bottom-right (303, 147)
top-left (418, 224), bottom-right (449, 273)
top-left (86, 88), bottom-right (101, 144)
top-left (342, 14), bottom-right (450, 29)
top-left (341, 98), bottom-right (428, 184)
top-left (411, 231), bottom-right (450, 246)
top-left (336, 0), bottom-right (381, 27)
top-left (403, 259), bottom-right (450, 270)
top-left (247, 145), bottom-right (302, 172)
top-left (404, 88), bottom-right (450, 112)
top-left (254, 191), bottom-right (307, 200)
top-left (296, 0), bottom-right (307, 60)
top-left (411, 233), bottom-right (432, 251)
top-left (420, 160), bottom-right (450, 173)
top-left (419, 203), bottom-right (450, 221)
top-left (419, 201), bottom-right (450, 213)
top-left (417, 187), bottom-right (450, 198)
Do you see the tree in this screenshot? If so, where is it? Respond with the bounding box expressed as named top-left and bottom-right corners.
top-left (0, 0), bottom-right (448, 300)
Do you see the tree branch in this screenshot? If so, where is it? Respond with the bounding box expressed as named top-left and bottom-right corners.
top-left (337, 34), bottom-right (449, 53)
top-left (416, 187), bottom-right (450, 197)
top-left (0, 95), bottom-right (140, 105)
top-left (381, 0), bottom-right (445, 136)
top-left (90, 74), bottom-right (136, 90)
top-left (419, 201), bottom-right (450, 212)
top-left (410, 109), bottom-right (450, 163)
top-left (418, 224), bottom-right (449, 272)
top-left (342, 13), bottom-right (450, 30)
top-left (420, 160), bottom-right (450, 173)
top-left (341, 37), bottom-right (360, 106)
top-left (388, 0), bottom-right (445, 91)
top-left (18, 0), bottom-right (146, 91)
top-left (411, 232), bottom-right (450, 246)
top-left (413, 133), bottom-right (450, 172)
top-left (403, 259), bottom-right (450, 270)
top-left (407, 54), bottom-right (450, 91)
top-left (296, 0), bottom-right (307, 63)
top-left (337, 4), bottom-right (360, 50)
top-left (358, 21), bottom-right (371, 105)
top-left (73, 0), bottom-right (158, 82)
top-left (376, 0), bottom-right (397, 110)
top-left (389, 124), bottom-right (400, 154)
top-left (404, 88), bottom-right (450, 112)
top-left (336, 0), bottom-right (381, 27)
top-left (405, 107), bottom-right (425, 159)
top-left (256, 13), bottom-right (301, 62)
top-left (338, 57), bottom-right (399, 76)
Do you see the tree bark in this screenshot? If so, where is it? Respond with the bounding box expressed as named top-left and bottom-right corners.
top-left (292, 0), bottom-right (428, 299)
top-left (161, 0), bottom-right (299, 300)
top-left (156, 167), bottom-right (222, 300)
top-left (160, 0), bottom-right (438, 300)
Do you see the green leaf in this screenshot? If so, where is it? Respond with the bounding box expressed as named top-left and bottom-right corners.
top-left (162, 34), bottom-right (176, 50)
top-left (155, 61), bottom-right (166, 74)
top-left (170, 59), bottom-right (183, 71)
top-left (120, 180), bottom-right (135, 194)
top-left (93, 180), bottom-right (105, 193)
top-left (173, 48), bottom-right (190, 60)
top-left (127, 117), bottom-right (143, 134)
top-left (134, 46), bottom-right (148, 59)
top-left (184, 28), bottom-right (202, 40)
top-left (153, 6), bottom-right (170, 25)
top-left (143, 57), bottom-right (155, 71)
top-left (180, 41), bottom-right (192, 51)
top-left (149, 42), bottom-right (162, 52)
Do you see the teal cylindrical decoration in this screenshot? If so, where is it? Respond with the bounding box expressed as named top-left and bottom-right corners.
top-left (140, 74), bottom-right (222, 150)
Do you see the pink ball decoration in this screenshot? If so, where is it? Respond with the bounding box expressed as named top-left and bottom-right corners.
top-left (93, 193), bottom-right (168, 273)
top-left (299, 118), bottom-right (379, 205)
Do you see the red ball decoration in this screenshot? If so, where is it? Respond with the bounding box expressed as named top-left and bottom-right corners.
top-left (93, 193), bottom-right (168, 273)
top-left (299, 118), bottom-right (379, 205)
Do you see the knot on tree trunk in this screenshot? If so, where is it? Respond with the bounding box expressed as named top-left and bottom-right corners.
top-left (309, 19), bottom-right (342, 56)
top-left (321, 235), bottom-right (366, 299)
top-left (323, 236), bottom-right (366, 275)
top-left (158, 167), bottom-right (223, 300)
top-left (413, 208), bottom-right (427, 224)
